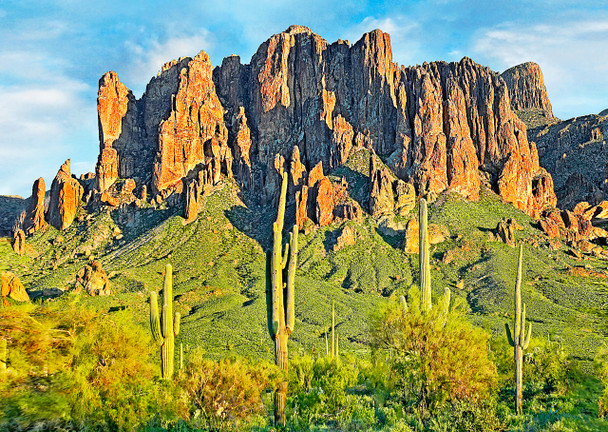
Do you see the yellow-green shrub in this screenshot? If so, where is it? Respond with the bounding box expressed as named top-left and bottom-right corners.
top-left (370, 288), bottom-right (497, 414)
top-left (175, 351), bottom-right (280, 431)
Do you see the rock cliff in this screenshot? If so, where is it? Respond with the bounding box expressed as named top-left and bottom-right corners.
top-left (501, 62), bottom-right (555, 127)
top-left (214, 26), bottom-right (556, 218)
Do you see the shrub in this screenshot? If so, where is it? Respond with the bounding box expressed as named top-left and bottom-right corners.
top-left (369, 288), bottom-right (497, 415)
top-left (175, 351), bottom-right (280, 431)
top-left (0, 299), bottom-right (164, 431)
top-left (288, 354), bottom-right (365, 429)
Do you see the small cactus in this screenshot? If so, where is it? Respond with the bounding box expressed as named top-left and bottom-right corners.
top-left (399, 295), bottom-right (408, 314)
top-left (505, 244), bottom-right (532, 414)
top-left (150, 264), bottom-right (181, 379)
top-left (0, 339), bottom-right (7, 372)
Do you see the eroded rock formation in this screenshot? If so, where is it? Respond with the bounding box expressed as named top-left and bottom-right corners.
top-left (214, 26), bottom-right (556, 218)
top-left (531, 113), bottom-right (608, 209)
top-left (501, 62), bottom-right (554, 124)
top-left (75, 261), bottom-right (111, 296)
top-left (47, 160), bottom-right (84, 230)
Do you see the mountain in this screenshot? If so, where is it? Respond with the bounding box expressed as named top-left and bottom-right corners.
top-left (2, 26), bottom-right (608, 364)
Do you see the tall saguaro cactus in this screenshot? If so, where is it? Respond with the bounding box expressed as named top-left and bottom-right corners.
top-left (419, 198), bottom-right (432, 312)
top-left (505, 244), bottom-right (532, 414)
top-left (266, 172), bottom-right (298, 426)
top-left (150, 264), bottom-right (181, 379)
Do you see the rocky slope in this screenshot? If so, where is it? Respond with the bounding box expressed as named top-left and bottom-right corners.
top-left (530, 113), bottom-right (608, 209)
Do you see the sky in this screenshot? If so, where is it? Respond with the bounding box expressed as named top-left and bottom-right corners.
top-left (1, 0), bottom-right (608, 197)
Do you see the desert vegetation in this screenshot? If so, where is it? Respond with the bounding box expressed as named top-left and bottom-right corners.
top-left (2, 186), bottom-right (608, 432)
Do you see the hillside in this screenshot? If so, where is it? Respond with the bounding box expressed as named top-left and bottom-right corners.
top-left (2, 148), bottom-right (608, 368)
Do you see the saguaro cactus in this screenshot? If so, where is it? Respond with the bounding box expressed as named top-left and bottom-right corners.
top-left (266, 172), bottom-right (298, 426)
top-left (419, 198), bottom-right (432, 312)
top-left (505, 244), bottom-right (532, 414)
top-left (150, 264), bottom-right (181, 379)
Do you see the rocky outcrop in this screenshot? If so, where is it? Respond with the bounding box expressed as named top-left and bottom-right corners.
top-left (333, 225), bottom-right (357, 251)
top-left (75, 261), bottom-right (111, 296)
top-left (12, 229), bottom-right (25, 255)
top-left (1, 272), bottom-right (29, 303)
top-left (213, 26), bottom-right (555, 219)
top-left (153, 51), bottom-right (231, 194)
top-left (84, 26), bottom-right (559, 224)
top-left (96, 71), bottom-right (133, 192)
top-left (501, 62), bottom-right (555, 126)
top-left (369, 152), bottom-right (415, 217)
top-left (495, 218), bottom-right (522, 246)
top-left (531, 113), bottom-right (608, 209)
top-left (47, 160), bottom-right (84, 230)
top-left (23, 178), bottom-right (46, 233)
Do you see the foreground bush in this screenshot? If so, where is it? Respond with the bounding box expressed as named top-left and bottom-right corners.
top-left (370, 288), bottom-right (497, 415)
top-left (175, 351), bottom-right (280, 431)
top-left (0, 299), bottom-right (161, 430)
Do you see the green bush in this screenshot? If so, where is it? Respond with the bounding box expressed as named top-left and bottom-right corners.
top-left (0, 300), bottom-right (164, 431)
top-left (175, 351), bottom-right (280, 431)
top-left (369, 288), bottom-right (497, 415)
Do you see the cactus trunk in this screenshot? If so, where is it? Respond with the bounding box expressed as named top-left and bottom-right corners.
top-left (266, 172), bottom-right (298, 427)
top-left (419, 198), bottom-right (432, 312)
top-left (505, 244), bottom-right (532, 414)
top-left (331, 301), bottom-right (335, 357)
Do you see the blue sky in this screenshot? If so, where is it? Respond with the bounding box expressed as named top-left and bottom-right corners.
top-left (1, 0), bottom-right (607, 196)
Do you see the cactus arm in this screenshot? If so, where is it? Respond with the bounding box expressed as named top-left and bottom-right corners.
top-left (332, 302), bottom-right (336, 356)
top-left (266, 251), bottom-right (276, 339)
top-left (282, 239), bottom-right (290, 271)
top-left (442, 287), bottom-right (451, 317)
top-left (505, 323), bottom-right (515, 347)
top-left (271, 222), bottom-right (283, 335)
top-left (286, 226), bottom-right (297, 334)
top-left (523, 322), bottom-right (532, 350)
top-left (174, 312), bottom-right (181, 337)
top-left (149, 291), bottom-right (164, 346)
top-left (276, 172), bottom-right (288, 230)
top-left (162, 264), bottom-right (174, 339)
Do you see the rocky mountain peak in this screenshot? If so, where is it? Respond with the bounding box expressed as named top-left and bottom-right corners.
top-left (501, 61), bottom-right (555, 125)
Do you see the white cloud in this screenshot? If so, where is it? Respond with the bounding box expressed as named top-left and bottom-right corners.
top-left (472, 17), bottom-right (608, 118)
top-left (125, 30), bottom-right (213, 91)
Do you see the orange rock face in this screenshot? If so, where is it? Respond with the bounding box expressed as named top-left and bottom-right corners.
top-left (1, 272), bottom-right (29, 303)
top-left (96, 71), bottom-right (132, 192)
top-left (47, 160), bottom-right (84, 230)
top-left (501, 62), bottom-right (554, 119)
top-left (315, 177), bottom-right (335, 226)
top-left (22, 177), bottom-right (45, 234)
top-left (213, 26), bottom-right (555, 218)
top-left (12, 229), bottom-right (25, 255)
top-left (153, 51), bottom-right (230, 194)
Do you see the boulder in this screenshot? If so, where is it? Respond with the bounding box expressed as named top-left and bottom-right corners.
top-left (1, 272), bottom-right (29, 303)
top-left (75, 261), bottom-right (111, 296)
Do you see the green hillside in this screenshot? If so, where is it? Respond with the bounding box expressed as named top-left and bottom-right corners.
top-left (2, 149), bottom-right (608, 368)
